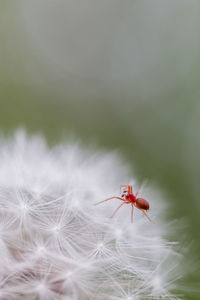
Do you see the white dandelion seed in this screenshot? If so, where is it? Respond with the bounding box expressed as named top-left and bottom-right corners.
top-left (0, 130), bottom-right (187, 299)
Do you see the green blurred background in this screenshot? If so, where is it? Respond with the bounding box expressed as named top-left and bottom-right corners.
top-left (0, 1), bottom-right (200, 298)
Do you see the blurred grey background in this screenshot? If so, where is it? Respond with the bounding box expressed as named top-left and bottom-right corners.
top-left (0, 1), bottom-right (200, 298)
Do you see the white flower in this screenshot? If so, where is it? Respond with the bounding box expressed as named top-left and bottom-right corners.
top-left (0, 130), bottom-right (184, 299)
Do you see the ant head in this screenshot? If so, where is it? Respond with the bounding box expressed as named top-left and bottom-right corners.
top-left (121, 190), bottom-right (128, 198)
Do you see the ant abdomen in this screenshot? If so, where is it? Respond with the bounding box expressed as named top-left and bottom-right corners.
top-left (135, 198), bottom-right (149, 210)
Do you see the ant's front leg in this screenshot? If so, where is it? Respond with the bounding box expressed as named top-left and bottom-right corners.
top-left (120, 185), bottom-right (132, 193)
top-left (95, 196), bottom-right (125, 206)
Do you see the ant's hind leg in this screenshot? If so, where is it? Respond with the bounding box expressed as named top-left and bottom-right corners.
top-left (131, 204), bottom-right (134, 223)
top-left (141, 210), bottom-right (153, 223)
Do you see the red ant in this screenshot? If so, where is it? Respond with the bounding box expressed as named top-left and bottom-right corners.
top-left (95, 185), bottom-right (152, 223)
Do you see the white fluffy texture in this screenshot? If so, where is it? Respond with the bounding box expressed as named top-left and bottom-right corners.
top-left (0, 131), bottom-right (182, 299)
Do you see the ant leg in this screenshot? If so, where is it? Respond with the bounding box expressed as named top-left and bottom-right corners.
top-left (120, 185), bottom-right (129, 188)
top-left (120, 185), bottom-right (129, 191)
top-left (95, 197), bottom-right (124, 206)
top-left (141, 210), bottom-right (153, 223)
top-left (131, 203), bottom-right (134, 223)
top-left (110, 202), bottom-right (126, 218)
top-left (135, 191), bottom-right (139, 198)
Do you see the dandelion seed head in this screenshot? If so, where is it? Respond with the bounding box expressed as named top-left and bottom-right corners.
top-left (71, 199), bottom-right (81, 209)
top-left (52, 225), bottom-right (61, 234)
top-left (97, 242), bottom-right (104, 249)
top-left (66, 271), bottom-right (73, 279)
top-left (36, 283), bottom-right (46, 293)
top-left (0, 130), bottom-right (187, 299)
top-left (37, 246), bottom-right (46, 255)
top-left (20, 203), bottom-right (28, 212)
top-left (114, 228), bottom-right (122, 238)
top-left (152, 276), bottom-right (162, 291)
